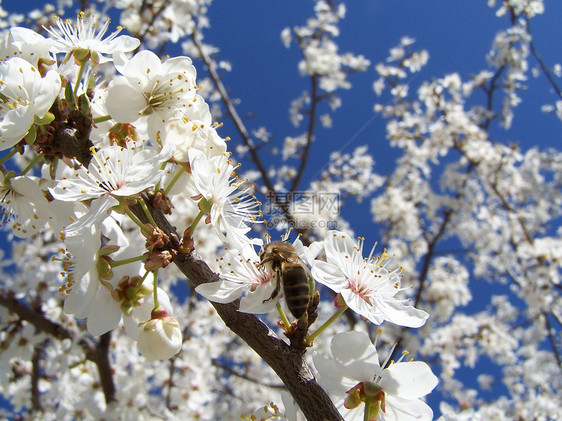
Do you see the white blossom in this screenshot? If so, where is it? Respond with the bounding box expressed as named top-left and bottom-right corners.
top-left (44, 13), bottom-right (140, 64)
top-left (0, 57), bottom-right (60, 150)
top-left (4, 27), bottom-right (53, 65)
top-left (195, 244), bottom-right (278, 315)
top-left (189, 148), bottom-right (261, 249)
top-left (0, 3), bottom-right (560, 420)
top-left (312, 230), bottom-right (429, 328)
top-left (49, 143), bottom-right (172, 235)
top-left (0, 175), bottom-right (50, 238)
top-left (105, 49), bottom-right (197, 137)
top-left (314, 331), bottom-right (438, 421)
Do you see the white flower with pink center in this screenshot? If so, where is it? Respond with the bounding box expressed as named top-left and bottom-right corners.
top-left (195, 244), bottom-right (281, 315)
top-left (312, 230), bottom-right (429, 328)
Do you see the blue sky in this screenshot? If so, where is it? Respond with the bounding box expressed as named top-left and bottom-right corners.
top-left (5, 0), bottom-right (560, 193)
top-left (2, 0), bottom-right (561, 418)
top-left (190, 0), bottom-right (562, 236)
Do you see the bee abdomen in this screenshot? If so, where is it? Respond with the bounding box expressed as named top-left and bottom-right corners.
top-left (282, 265), bottom-right (311, 319)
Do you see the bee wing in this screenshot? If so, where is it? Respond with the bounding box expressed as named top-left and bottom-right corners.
top-left (284, 253), bottom-right (313, 279)
top-left (273, 245), bottom-right (303, 264)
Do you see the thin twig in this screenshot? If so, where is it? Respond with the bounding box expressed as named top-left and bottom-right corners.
top-left (212, 358), bottom-right (286, 389)
top-left (543, 312), bottom-right (562, 370)
top-left (31, 343), bottom-right (44, 412)
top-left (190, 27), bottom-right (300, 229)
top-left (526, 19), bottom-right (562, 99)
top-left (290, 74), bottom-right (318, 193)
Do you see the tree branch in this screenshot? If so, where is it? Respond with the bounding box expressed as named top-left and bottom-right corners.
top-left (543, 312), bottom-right (562, 371)
top-left (31, 344), bottom-right (44, 412)
top-left (165, 356), bottom-right (177, 410)
top-left (134, 201), bottom-right (343, 421)
top-left (0, 291), bottom-right (72, 341)
top-left (85, 331), bottom-right (117, 404)
top-left (212, 358), bottom-right (286, 389)
top-left (526, 19), bottom-right (562, 100)
top-left (385, 160), bottom-right (476, 364)
top-left (190, 28), bottom-right (273, 193)
top-left (0, 291), bottom-right (117, 404)
top-left (290, 74), bottom-right (318, 194)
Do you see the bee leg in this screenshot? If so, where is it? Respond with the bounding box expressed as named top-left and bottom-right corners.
top-left (262, 270), bottom-right (281, 303)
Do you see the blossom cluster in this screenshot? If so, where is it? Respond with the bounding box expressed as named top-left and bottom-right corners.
top-left (0, 12), bottom-right (438, 420)
top-left (1, 0), bottom-right (559, 420)
top-left (198, 231), bottom-right (435, 420)
top-left (0, 13), bottom-right (260, 362)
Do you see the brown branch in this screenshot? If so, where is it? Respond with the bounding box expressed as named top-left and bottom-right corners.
top-left (385, 160), bottom-right (476, 365)
top-left (190, 29), bottom-right (273, 193)
top-left (0, 291), bottom-right (116, 404)
top-left (85, 331), bottom-right (117, 404)
top-left (134, 201), bottom-right (343, 421)
top-left (290, 74), bottom-right (318, 194)
top-left (526, 19), bottom-right (562, 100)
top-left (385, 207), bottom-right (453, 365)
top-left (165, 356), bottom-right (176, 410)
top-left (543, 312), bottom-right (562, 371)
top-left (131, 0), bottom-right (169, 54)
top-left (212, 358), bottom-right (286, 390)
top-left (31, 344), bottom-right (44, 412)
top-left (480, 64), bottom-right (506, 131)
top-left (0, 291), bottom-right (72, 341)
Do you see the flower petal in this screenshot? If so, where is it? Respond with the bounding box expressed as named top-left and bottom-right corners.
top-left (33, 69), bottom-right (61, 117)
top-left (382, 361), bottom-right (438, 400)
top-left (383, 394), bottom-right (434, 421)
top-left (63, 272), bottom-right (99, 318)
top-left (64, 195), bottom-right (118, 237)
top-left (105, 79), bottom-right (146, 122)
top-left (373, 298), bottom-right (430, 328)
top-left (238, 282), bottom-right (278, 314)
top-left (311, 260), bottom-right (346, 292)
top-left (312, 353), bottom-right (353, 396)
top-left (86, 290), bottom-right (122, 336)
top-left (195, 280), bottom-right (245, 304)
top-left (331, 331), bottom-right (380, 382)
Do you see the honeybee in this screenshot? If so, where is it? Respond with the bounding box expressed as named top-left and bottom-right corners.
top-left (259, 241), bottom-right (312, 319)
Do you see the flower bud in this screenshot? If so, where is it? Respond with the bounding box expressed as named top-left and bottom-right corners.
top-left (137, 308), bottom-right (182, 361)
top-left (144, 250), bottom-right (173, 271)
